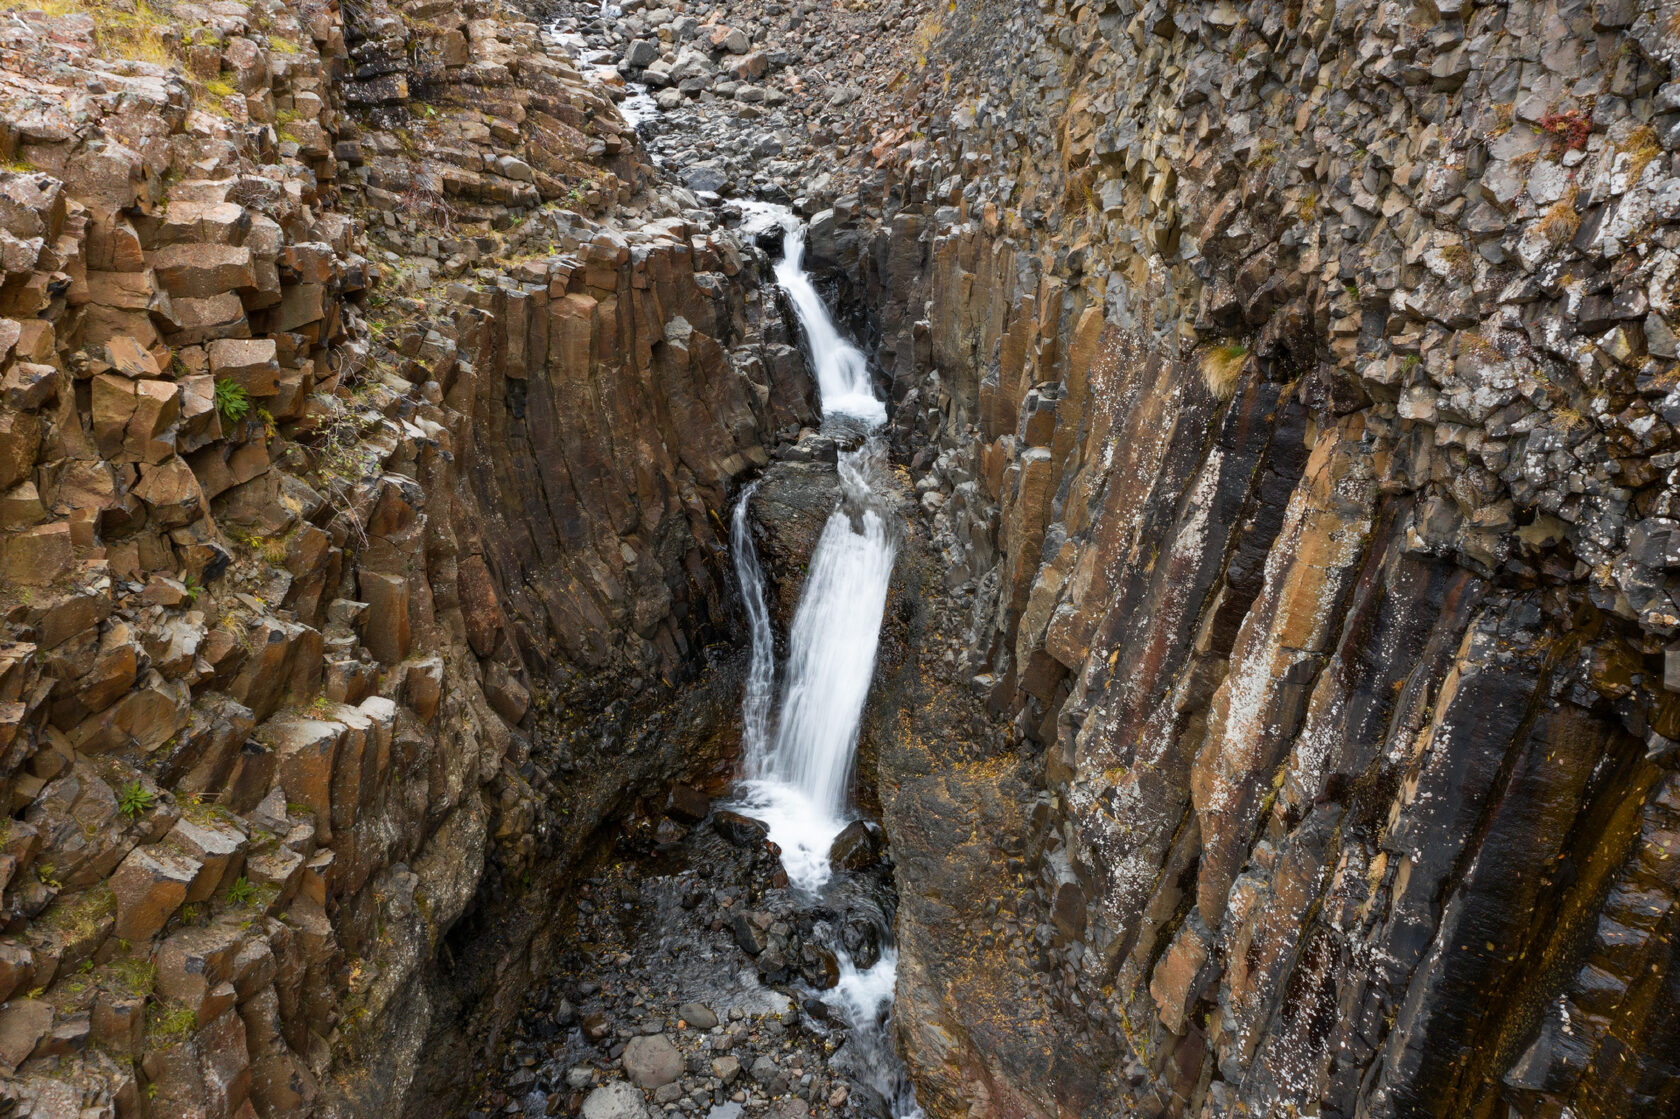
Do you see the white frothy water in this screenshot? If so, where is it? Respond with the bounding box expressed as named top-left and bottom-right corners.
top-left (729, 203), bottom-right (921, 1119)
top-left (737, 444), bottom-right (897, 888)
top-left (738, 203), bottom-right (886, 425)
top-left (616, 82), bottom-right (658, 130)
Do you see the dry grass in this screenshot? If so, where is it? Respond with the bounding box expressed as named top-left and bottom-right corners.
top-left (1536, 185), bottom-right (1581, 244)
top-left (1456, 330), bottom-right (1502, 362)
top-left (1063, 163), bottom-right (1097, 214)
top-left (1440, 241), bottom-right (1473, 279)
top-left (0, 0), bottom-right (181, 67)
top-left (1618, 125), bottom-right (1661, 183)
top-left (1200, 343), bottom-right (1248, 401)
top-left (1485, 102), bottom-right (1515, 139)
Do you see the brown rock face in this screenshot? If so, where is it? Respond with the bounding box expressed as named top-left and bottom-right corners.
top-left (805, 2), bottom-right (1680, 1118)
top-left (0, 1), bottom-right (815, 1116)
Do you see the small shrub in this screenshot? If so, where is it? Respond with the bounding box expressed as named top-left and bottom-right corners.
top-left (1538, 109), bottom-right (1592, 154)
top-left (215, 378), bottom-right (250, 425)
top-left (118, 781), bottom-right (155, 821)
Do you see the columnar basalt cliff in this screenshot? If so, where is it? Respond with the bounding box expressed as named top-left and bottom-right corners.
top-left (0, 0), bottom-right (815, 1114)
top-left (807, 1), bottom-right (1680, 1117)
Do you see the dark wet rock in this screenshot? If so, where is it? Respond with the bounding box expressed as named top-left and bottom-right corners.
top-left (678, 1002), bottom-right (718, 1029)
top-left (828, 821), bottom-right (885, 872)
top-left (714, 810), bottom-right (771, 848)
top-left (799, 944), bottom-right (841, 990)
top-left (665, 784), bottom-right (712, 824)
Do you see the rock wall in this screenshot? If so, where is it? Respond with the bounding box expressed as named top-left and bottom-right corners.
top-left (810, 1), bottom-right (1680, 1116)
top-left (0, 1), bottom-right (813, 1115)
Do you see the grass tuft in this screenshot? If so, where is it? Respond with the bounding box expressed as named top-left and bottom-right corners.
top-left (1, 0), bottom-right (182, 67)
top-left (1200, 343), bottom-right (1248, 401)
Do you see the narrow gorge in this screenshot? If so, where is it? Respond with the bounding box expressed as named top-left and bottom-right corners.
top-left (2, 1), bottom-right (1679, 1118)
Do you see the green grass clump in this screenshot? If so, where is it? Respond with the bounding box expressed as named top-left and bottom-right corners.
top-left (118, 781), bottom-right (155, 820)
top-left (215, 378), bottom-right (250, 425)
top-left (225, 876), bottom-right (257, 907)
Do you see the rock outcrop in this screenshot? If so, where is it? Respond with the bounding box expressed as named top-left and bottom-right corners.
top-left (0, 1), bottom-right (813, 1115)
top-left (9, 0), bottom-right (1680, 1117)
top-left (794, 1), bottom-right (1680, 1118)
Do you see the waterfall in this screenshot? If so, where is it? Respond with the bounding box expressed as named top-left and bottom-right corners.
top-left (760, 448), bottom-right (896, 816)
top-left (740, 439), bottom-right (898, 887)
top-left (731, 481), bottom-right (776, 766)
top-left (732, 202), bottom-right (896, 887)
top-left (769, 227), bottom-right (886, 425)
top-left (730, 206), bottom-right (923, 1119)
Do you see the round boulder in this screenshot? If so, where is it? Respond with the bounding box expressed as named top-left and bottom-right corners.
top-left (622, 1033), bottom-right (684, 1089)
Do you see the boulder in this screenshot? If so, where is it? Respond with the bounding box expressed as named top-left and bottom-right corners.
top-left (828, 820), bottom-right (884, 871)
top-left (0, 521), bottom-right (73, 585)
top-left (0, 999), bottom-right (52, 1074)
top-left (150, 243), bottom-right (255, 298)
top-left (708, 26), bottom-right (749, 53)
top-left (581, 1080), bottom-right (649, 1119)
top-left (110, 844), bottom-right (199, 941)
top-left (677, 1001), bottom-right (717, 1029)
top-left (712, 810), bottom-right (768, 847)
top-left (208, 337), bottom-right (280, 395)
top-left (357, 569), bottom-right (411, 665)
top-left (664, 784), bottom-right (710, 824)
top-left (0, 409), bottom-right (41, 489)
top-left (622, 1032), bottom-right (683, 1088)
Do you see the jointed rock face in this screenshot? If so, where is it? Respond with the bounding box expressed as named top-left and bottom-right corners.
top-left (2, 0), bottom-right (1679, 1118)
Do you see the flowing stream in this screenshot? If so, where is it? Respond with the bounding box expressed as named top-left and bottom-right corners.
top-left (731, 205), bottom-right (922, 1118)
